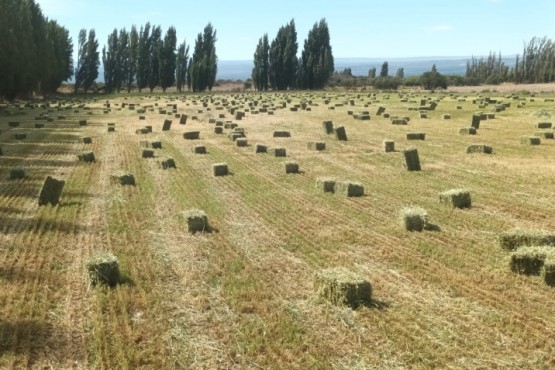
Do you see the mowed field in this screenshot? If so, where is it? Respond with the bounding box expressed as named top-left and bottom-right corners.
top-left (1, 89), bottom-right (555, 369)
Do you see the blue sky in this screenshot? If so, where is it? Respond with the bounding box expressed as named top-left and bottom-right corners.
top-left (36, 0), bottom-right (555, 60)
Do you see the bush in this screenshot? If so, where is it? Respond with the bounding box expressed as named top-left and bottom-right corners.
top-left (403, 76), bottom-right (421, 87)
top-left (420, 71), bottom-right (448, 90)
top-left (373, 76), bottom-right (402, 90)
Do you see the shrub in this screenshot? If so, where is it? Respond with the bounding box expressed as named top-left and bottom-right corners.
top-left (373, 76), bottom-right (402, 90)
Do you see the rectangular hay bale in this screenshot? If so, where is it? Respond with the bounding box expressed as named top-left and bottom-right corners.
top-left (335, 181), bottom-right (364, 197)
top-left (314, 268), bottom-right (372, 308)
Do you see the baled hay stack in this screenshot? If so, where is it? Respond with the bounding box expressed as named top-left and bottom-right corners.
top-left (383, 140), bottom-right (395, 152)
top-left (420, 112), bottom-right (428, 119)
top-left (9, 167), bottom-right (25, 180)
top-left (183, 209), bottom-right (209, 233)
top-left (335, 181), bottom-right (364, 197)
top-left (285, 161), bottom-right (299, 174)
top-left (314, 267), bottom-right (372, 309)
top-left (142, 149), bottom-right (155, 158)
top-left (273, 130), bottom-right (291, 138)
top-left (236, 138), bottom-right (248, 147)
top-left (158, 157), bottom-right (176, 169)
top-left (214, 126), bottom-right (224, 134)
top-left (534, 131), bottom-right (554, 139)
top-left (110, 172), bottom-right (136, 186)
top-left (471, 114), bottom-right (481, 129)
top-left (35, 122), bottom-right (44, 128)
top-left (213, 163), bottom-right (229, 176)
top-left (440, 189), bottom-right (471, 209)
top-left (543, 254), bottom-right (555, 286)
top-left (269, 147), bottom-right (287, 157)
top-left (162, 119), bottom-right (172, 131)
top-left (79, 120), bottom-right (87, 126)
top-left (107, 126), bottom-right (115, 132)
top-left (403, 148), bottom-right (421, 171)
top-left (78, 136), bottom-right (92, 144)
top-left (376, 106), bottom-right (386, 115)
top-left (151, 140), bottom-right (162, 149)
top-left (180, 115), bottom-right (188, 124)
top-left (0, 146), bottom-right (3, 156)
top-left (193, 145), bottom-right (207, 154)
top-left (307, 141), bottom-right (325, 151)
top-left (466, 144), bottom-right (492, 154)
top-left (406, 132), bottom-right (425, 140)
top-left (323, 120), bottom-right (334, 134)
top-left (536, 122), bottom-right (552, 129)
top-left (334, 126), bottom-right (348, 141)
top-left (78, 151), bottom-right (96, 163)
top-left (521, 136), bottom-right (541, 145)
top-left (316, 177), bottom-right (336, 193)
top-left (38, 176), bottom-right (65, 206)
top-left (228, 131), bottom-right (245, 141)
top-left (8, 121), bottom-right (20, 127)
top-left (87, 252), bottom-right (120, 287)
top-left (391, 118), bottom-right (407, 125)
top-left (255, 144), bottom-right (268, 153)
top-left (510, 246), bottom-right (555, 276)
top-left (139, 115), bottom-right (145, 120)
top-left (459, 127), bottom-right (477, 135)
top-left (14, 133), bottom-right (27, 140)
top-left (443, 114), bottom-right (451, 119)
top-left (400, 206), bottom-right (428, 232)
top-left (499, 229), bottom-right (555, 251)
top-left (183, 131), bottom-right (200, 140)
top-left (136, 128), bottom-right (149, 135)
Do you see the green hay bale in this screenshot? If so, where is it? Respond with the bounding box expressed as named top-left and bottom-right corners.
top-left (8, 121), bottom-right (20, 127)
top-left (214, 126), bottom-right (223, 134)
top-left (110, 172), bottom-right (135, 186)
top-left (285, 161), bottom-right (299, 174)
top-left (383, 140), bottom-right (395, 153)
top-left (334, 126), bottom-right (348, 141)
top-left (87, 252), bottom-right (120, 287)
top-left (273, 130), bottom-right (291, 138)
top-left (406, 132), bottom-right (425, 140)
top-left (533, 131), bottom-right (554, 139)
top-left (142, 149), bottom-right (155, 158)
top-left (466, 144), bottom-right (493, 154)
top-left (510, 246), bottom-right (555, 275)
top-left (35, 122), bottom-right (44, 128)
top-left (440, 189), bottom-right (471, 209)
top-left (521, 136), bottom-right (541, 145)
top-left (236, 138), bottom-right (248, 147)
top-left (499, 230), bottom-right (555, 251)
top-left (314, 268), bottom-right (372, 309)
top-left (255, 144), bottom-right (268, 153)
top-left (471, 114), bottom-right (481, 129)
top-left (269, 147), bottom-right (287, 157)
top-left (183, 209), bottom-right (209, 233)
top-left (316, 177), bottom-right (336, 193)
top-left (536, 122), bottom-right (552, 129)
top-left (79, 120), bottom-right (87, 126)
top-left (400, 206), bottom-right (428, 232)
top-left (403, 148), bottom-right (421, 171)
top-left (14, 133), bottom-right (27, 140)
top-left (443, 114), bottom-right (451, 119)
top-left (322, 120), bottom-right (334, 134)
top-left (9, 167), bottom-right (25, 180)
top-left (459, 127), bottom-right (477, 135)
top-left (78, 151), bottom-right (96, 163)
top-left (183, 131), bottom-right (200, 140)
top-left (158, 157), bottom-right (176, 169)
top-left (213, 163), bottom-right (229, 176)
top-left (38, 176), bottom-right (65, 206)
top-left (307, 141), bottom-right (325, 151)
top-left (193, 145), bottom-right (207, 154)
top-left (162, 119), bottom-right (172, 131)
top-left (335, 181), bottom-right (364, 197)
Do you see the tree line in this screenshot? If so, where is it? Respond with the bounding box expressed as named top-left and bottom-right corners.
top-left (0, 0), bottom-right (73, 100)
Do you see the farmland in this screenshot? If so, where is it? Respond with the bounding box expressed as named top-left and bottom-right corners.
top-left (1, 88), bottom-right (555, 369)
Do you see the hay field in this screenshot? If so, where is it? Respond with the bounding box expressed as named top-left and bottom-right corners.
top-left (1, 89), bottom-right (555, 369)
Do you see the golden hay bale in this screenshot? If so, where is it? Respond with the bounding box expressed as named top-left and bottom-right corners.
top-left (158, 157), bottom-right (176, 169)
top-left (406, 132), bottom-right (425, 140)
top-left (285, 161), bottom-right (299, 174)
top-left (162, 119), bottom-right (172, 131)
top-left (255, 144), bottom-right (268, 153)
top-left (316, 177), bottom-right (336, 193)
top-left (383, 140), bottom-right (395, 153)
top-left (323, 120), bottom-right (334, 134)
top-left (466, 144), bottom-right (492, 154)
top-left (213, 163), bottom-right (229, 176)
top-left (307, 141), bottom-right (325, 151)
top-left (273, 130), bottom-right (291, 138)
top-left (192, 145), bottom-right (207, 154)
top-left (183, 131), bottom-right (200, 140)
top-left (77, 151), bottom-right (96, 163)
top-left (335, 181), bottom-right (364, 197)
top-left (334, 126), bottom-right (348, 141)
top-left (183, 209), bottom-right (209, 233)
top-left (38, 176), bottom-right (65, 206)
top-left (459, 127), bottom-right (477, 135)
top-left (400, 206), bottom-right (428, 232)
top-left (142, 149), bottom-right (155, 158)
top-left (499, 230), bottom-right (555, 251)
top-left (521, 136), bottom-right (541, 145)
top-left (236, 138), bottom-right (248, 147)
top-left (543, 254), bottom-right (555, 286)
top-left (87, 252), bottom-right (120, 287)
top-left (269, 147), bottom-right (287, 157)
top-left (509, 246), bottom-right (555, 276)
top-left (403, 148), bottom-right (421, 171)
top-left (314, 267), bottom-right (372, 309)
top-left (440, 189), bottom-right (471, 209)
top-left (110, 172), bottom-right (135, 186)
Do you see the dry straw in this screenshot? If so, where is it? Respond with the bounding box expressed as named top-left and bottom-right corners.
top-left (314, 267), bottom-right (372, 309)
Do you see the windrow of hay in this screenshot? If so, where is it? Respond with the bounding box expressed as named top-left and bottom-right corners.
top-left (314, 267), bottom-right (372, 309)
top-left (499, 229), bottom-right (555, 251)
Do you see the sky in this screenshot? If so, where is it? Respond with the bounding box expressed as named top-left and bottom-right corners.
top-left (36, 0), bottom-right (555, 60)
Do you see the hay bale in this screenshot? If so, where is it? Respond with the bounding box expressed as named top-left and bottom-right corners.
top-left (193, 145), bottom-right (207, 154)
top-left (273, 130), bottom-right (291, 138)
top-left (323, 120), bottom-right (334, 134)
top-left (8, 121), bottom-right (20, 127)
top-left (391, 118), bottom-right (407, 125)
top-left (376, 106), bottom-right (386, 115)
top-left (213, 163), bottom-right (229, 176)
top-left (151, 140), bottom-right (162, 149)
top-left (420, 112), bottom-right (428, 119)
top-left (214, 126), bottom-right (223, 134)
top-left (403, 148), bottom-right (421, 171)
top-left (236, 138), bottom-right (248, 147)
top-left (9, 167), bottom-right (25, 180)
top-left (314, 267), bottom-right (372, 308)
top-left (269, 147), bottom-right (286, 157)
top-left (35, 122), bottom-right (44, 128)
top-left (406, 132), bottom-right (425, 140)
top-left (87, 252), bottom-right (120, 287)
top-left (142, 149), bottom-right (155, 158)
top-left (183, 131), bottom-right (200, 140)
top-left (81, 137), bottom-right (92, 144)
top-left (459, 127), bottom-right (477, 135)
top-left (543, 255), bottom-right (555, 286)
top-left (285, 161), bottom-right (299, 174)
top-left (38, 176), bottom-right (65, 206)
top-left (335, 181), bottom-right (364, 197)
top-left (110, 172), bottom-right (135, 186)
top-left (400, 206), bottom-right (428, 232)
top-left (307, 141), bottom-right (325, 151)
top-left (383, 140), bottom-right (395, 153)
top-left (183, 209), bottom-right (209, 233)
top-left (162, 119), bottom-right (172, 131)
top-left (534, 131), bottom-right (555, 139)
top-left (536, 122), bottom-right (552, 129)
top-left (79, 120), bottom-right (87, 126)
top-left (466, 144), bottom-right (493, 154)
top-left (78, 151), bottom-right (96, 163)
top-left (136, 128), bottom-right (149, 134)
top-left (521, 136), bottom-right (541, 145)
top-left (334, 126), bottom-right (348, 141)
top-left (443, 114), bottom-right (451, 119)
top-left (499, 230), bottom-right (555, 251)
top-left (471, 114), bottom-right (481, 129)
top-left (316, 177), bottom-right (336, 193)
top-left (14, 133), bottom-right (27, 140)
top-left (180, 115), bottom-right (188, 124)
top-left (0, 146), bottom-right (3, 156)
top-left (158, 157), bottom-right (176, 169)
top-left (107, 126), bottom-right (115, 132)
top-left (228, 132), bottom-right (245, 141)
top-left (510, 246), bottom-right (555, 275)
top-left (255, 144), bottom-right (268, 153)
top-left (440, 189), bottom-right (471, 209)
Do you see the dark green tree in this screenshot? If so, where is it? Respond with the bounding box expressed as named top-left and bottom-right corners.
top-left (136, 23), bottom-right (151, 92)
top-left (420, 64), bottom-right (448, 90)
top-left (252, 34), bottom-right (270, 91)
top-left (117, 28), bottom-right (130, 93)
top-left (102, 29), bottom-right (118, 93)
top-left (74, 29), bottom-right (87, 92)
top-left (299, 19), bottom-right (334, 89)
top-left (188, 23), bottom-right (218, 92)
top-left (160, 26), bottom-right (177, 92)
top-left (125, 25), bottom-right (139, 92)
top-left (176, 40), bottom-right (190, 93)
top-left (83, 29), bottom-right (99, 92)
top-left (396, 67), bottom-right (404, 79)
top-left (269, 19), bottom-right (298, 90)
top-left (42, 20), bottom-right (73, 93)
top-left (148, 25), bottom-right (162, 92)
top-left (380, 61), bottom-right (389, 77)
top-left (368, 67), bottom-right (376, 78)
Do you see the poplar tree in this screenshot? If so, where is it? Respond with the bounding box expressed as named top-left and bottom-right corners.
top-left (160, 26), bottom-right (177, 92)
top-left (176, 41), bottom-right (190, 92)
top-left (125, 25), bottom-right (139, 92)
top-left (252, 34), bottom-right (270, 91)
top-left (148, 25), bottom-right (162, 92)
top-left (188, 23), bottom-right (218, 92)
top-left (136, 23), bottom-right (151, 92)
top-left (299, 19), bottom-right (334, 89)
top-left (269, 19), bottom-right (298, 90)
